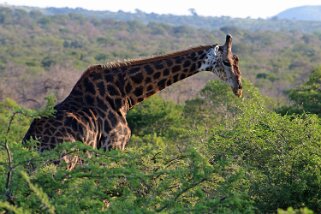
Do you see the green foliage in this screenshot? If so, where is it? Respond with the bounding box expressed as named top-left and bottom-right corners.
top-left (278, 207), bottom-right (314, 214)
top-left (20, 171), bottom-right (55, 214)
top-left (210, 107), bottom-right (321, 212)
top-left (1, 76), bottom-right (321, 213)
top-left (0, 201), bottom-right (25, 214)
top-left (278, 66), bottom-right (321, 116)
top-left (183, 79), bottom-right (271, 149)
top-left (41, 56), bottom-right (56, 69)
top-left (0, 99), bottom-right (32, 143)
top-left (0, 96), bottom-right (57, 213)
top-left (127, 95), bottom-right (183, 137)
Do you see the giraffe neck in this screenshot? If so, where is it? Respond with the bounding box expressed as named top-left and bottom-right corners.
top-left (123, 45), bottom-right (213, 108)
top-left (60, 45), bottom-right (214, 113)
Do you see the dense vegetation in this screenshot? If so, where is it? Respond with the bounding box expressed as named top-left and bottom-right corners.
top-left (0, 6), bottom-right (321, 213)
top-left (1, 78), bottom-right (320, 213)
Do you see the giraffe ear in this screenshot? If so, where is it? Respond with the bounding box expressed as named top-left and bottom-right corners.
top-left (225, 34), bottom-right (232, 53)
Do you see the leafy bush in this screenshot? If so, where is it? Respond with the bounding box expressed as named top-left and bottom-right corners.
top-left (210, 105), bottom-right (321, 212)
top-left (127, 95), bottom-right (183, 137)
top-left (278, 66), bottom-right (321, 116)
top-left (0, 80), bottom-right (320, 213)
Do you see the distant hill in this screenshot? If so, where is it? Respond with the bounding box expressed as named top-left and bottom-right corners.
top-left (276, 5), bottom-right (321, 21)
top-left (34, 6), bottom-right (321, 32)
top-left (2, 4), bottom-right (321, 32)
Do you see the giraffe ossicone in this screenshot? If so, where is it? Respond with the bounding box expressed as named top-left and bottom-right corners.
top-left (23, 34), bottom-right (242, 153)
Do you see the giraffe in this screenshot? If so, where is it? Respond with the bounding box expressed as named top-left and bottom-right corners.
top-left (23, 34), bottom-right (242, 153)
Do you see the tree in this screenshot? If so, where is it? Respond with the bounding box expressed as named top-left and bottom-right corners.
top-left (278, 66), bottom-right (321, 116)
top-left (188, 8), bottom-right (198, 16)
top-left (210, 101), bottom-right (321, 212)
top-left (127, 95), bottom-right (183, 136)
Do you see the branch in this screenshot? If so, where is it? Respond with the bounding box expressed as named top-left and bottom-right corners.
top-left (3, 111), bottom-right (22, 205)
top-left (156, 178), bottom-right (207, 212)
top-left (6, 111), bottom-right (21, 135)
top-left (4, 139), bottom-right (15, 205)
top-left (164, 156), bottom-right (185, 168)
top-left (175, 178), bottom-right (207, 201)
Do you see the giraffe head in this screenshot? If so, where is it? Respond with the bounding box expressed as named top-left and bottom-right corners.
top-left (200, 34), bottom-right (242, 97)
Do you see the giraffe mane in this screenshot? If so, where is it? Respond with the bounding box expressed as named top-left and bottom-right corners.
top-left (117, 45), bottom-right (213, 67)
top-left (232, 54), bottom-right (241, 77)
top-left (83, 45), bottom-right (214, 75)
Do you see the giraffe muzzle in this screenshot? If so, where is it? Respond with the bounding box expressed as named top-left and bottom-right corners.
top-left (233, 87), bottom-right (243, 97)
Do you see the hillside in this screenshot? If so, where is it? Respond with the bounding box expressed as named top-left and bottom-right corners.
top-left (276, 5), bottom-right (321, 21)
top-left (1, 6), bottom-right (321, 108)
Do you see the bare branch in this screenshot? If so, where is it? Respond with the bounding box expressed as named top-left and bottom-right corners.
top-left (4, 139), bottom-right (15, 205)
top-left (3, 111), bottom-right (23, 205)
top-left (5, 111), bottom-right (21, 135)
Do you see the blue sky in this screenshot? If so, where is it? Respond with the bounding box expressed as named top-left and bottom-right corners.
top-left (1, 0), bottom-right (321, 18)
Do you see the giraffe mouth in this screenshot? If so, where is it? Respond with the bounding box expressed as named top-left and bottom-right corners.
top-left (231, 77), bottom-right (243, 97)
top-left (233, 88), bottom-right (242, 97)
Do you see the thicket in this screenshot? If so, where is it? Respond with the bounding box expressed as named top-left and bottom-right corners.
top-left (0, 78), bottom-right (320, 213)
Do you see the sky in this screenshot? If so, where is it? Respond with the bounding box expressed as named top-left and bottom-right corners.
top-left (1, 0), bottom-right (321, 18)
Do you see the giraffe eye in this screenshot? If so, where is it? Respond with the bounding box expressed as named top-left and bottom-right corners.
top-left (223, 60), bottom-right (231, 67)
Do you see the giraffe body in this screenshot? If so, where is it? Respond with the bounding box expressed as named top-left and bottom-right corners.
top-left (23, 35), bottom-right (242, 151)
